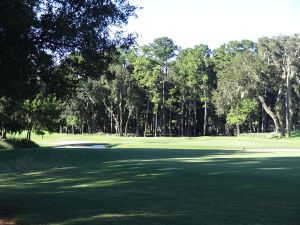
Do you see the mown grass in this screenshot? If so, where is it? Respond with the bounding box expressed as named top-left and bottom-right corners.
top-left (1, 133), bottom-right (300, 224)
top-left (30, 132), bottom-right (300, 149)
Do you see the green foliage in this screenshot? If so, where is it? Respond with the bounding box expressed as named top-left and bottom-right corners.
top-left (0, 0), bottom-right (137, 136)
top-left (23, 94), bottom-right (61, 134)
top-left (0, 97), bottom-right (25, 134)
top-left (66, 115), bottom-right (79, 127)
top-left (212, 40), bottom-right (257, 72)
top-left (213, 51), bottom-right (262, 115)
top-left (226, 99), bottom-right (258, 126)
top-left (175, 45), bottom-right (212, 103)
top-left (34, 0), bottom-right (137, 65)
top-left (1, 0), bottom-right (300, 139)
top-left (0, 0), bottom-right (38, 99)
top-left (227, 112), bottom-right (247, 126)
top-left (257, 35), bottom-right (300, 136)
top-left (149, 37), bottom-right (178, 64)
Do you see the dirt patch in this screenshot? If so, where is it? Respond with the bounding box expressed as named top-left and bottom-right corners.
top-left (0, 206), bottom-right (17, 225)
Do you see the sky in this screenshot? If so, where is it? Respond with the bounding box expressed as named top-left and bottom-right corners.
top-left (125, 0), bottom-right (300, 49)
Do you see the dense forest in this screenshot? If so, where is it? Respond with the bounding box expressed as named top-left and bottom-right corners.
top-left (1, 0), bottom-right (300, 140)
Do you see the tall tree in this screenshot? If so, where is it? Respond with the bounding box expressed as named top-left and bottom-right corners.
top-left (213, 51), bottom-right (262, 134)
top-left (258, 35), bottom-right (300, 137)
top-left (0, 0), bottom-right (137, 137)
top-left (212, 40), bottom-right (257, 134)
top-left (132, 49), bottom-right (161, 136)
top-left (0, 0), bottom-right (38, 99)
top-left (148, 37), bottom-right (177, 135)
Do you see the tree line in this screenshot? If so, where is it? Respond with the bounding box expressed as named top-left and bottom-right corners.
top-left (1, 1), bottom-right (300, 140)
top-left (57, 36), bottom-right (300, 138)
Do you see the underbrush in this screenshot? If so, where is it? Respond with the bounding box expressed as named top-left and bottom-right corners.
top-left (238, 132), bottom-right (279, 139)
top-left (238, 131), bottom-right (300, 139)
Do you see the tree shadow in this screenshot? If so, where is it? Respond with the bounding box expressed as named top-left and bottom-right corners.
top-left (0, 147), bottom-right (300, 224)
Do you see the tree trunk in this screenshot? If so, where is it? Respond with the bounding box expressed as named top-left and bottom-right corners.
top-left (26, 128), bottom-right (32, 141)
top-left (181, 102), bottom-right (185, 137)
top-left (144, 98), bottom-right (150, 137)
top-left (258, 95), bottom-right (284, 136)
top-left (87, 124), bottom-right (91, 134)
top-left (261, 104), bottom-right (266, 133)
top-left (151, 116), bottom-right (154, 135)
top-left (249, 121), bottom-right (254, 133)
top-left (154, 111), bottom-right (158, 137)
top-left (185, 107), bottom-right (189, 136)
top-left (112, 114), bottom-right (119, 135)
top-left (162, 63), bottom-right (168, 136)
top-left (285, 69), bottom-right (292, 137)
top-left (187, 107), bottom-right (191, 136)
top-left (298, 88), bottom-right (300, 119)
top-left (81, 123), bottom-right (84, 134)
top-left (110, 106), bottom-right (113, 133)
top-left (135, 109), bottom-right (139, 137)
top-left (276, 87), bottom-right (286, 135)
top-left (168, 109), bottom-right (172, 136)
top-left (162, 81), bottom-right (166, 135)
top-left (236, 124), bottom-right (240, 135)
top-left (203, 100), bottom-right (208, 136)
top-left (115, 120), bottom-right (119, 134)
top-left (193, 101), bottom-right (197, 136)
top-left (0, 129), bottom-right (7, 140)
top-left (119, 94), bottom-right (123, 137)
top-left (125, 109), bottom-right (133, 136)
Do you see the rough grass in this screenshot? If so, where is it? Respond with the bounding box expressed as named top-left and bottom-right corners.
top-left (0, 140), bottom-right (12, 150)
top-left (0, 139), bottom-right (39, 150)
top-left (1, 134), bottom-right (300, 224)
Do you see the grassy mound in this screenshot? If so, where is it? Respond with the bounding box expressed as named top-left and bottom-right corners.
top-left (0, 139), bottom-right (39, 150)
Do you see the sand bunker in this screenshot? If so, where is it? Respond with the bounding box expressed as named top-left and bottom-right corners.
top-left (52, 141), bottom-right (106, 149)
top-left (56, 144), bottom-right (106, 149)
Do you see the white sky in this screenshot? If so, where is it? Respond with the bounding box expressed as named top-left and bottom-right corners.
top-left (125, 0), bottom-right (300, 49)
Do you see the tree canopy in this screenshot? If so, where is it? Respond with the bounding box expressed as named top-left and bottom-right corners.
top-left (1, 2), bottom-right (300, 138)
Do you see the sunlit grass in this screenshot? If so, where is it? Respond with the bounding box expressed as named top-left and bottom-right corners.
top-left (24, 132), bottom-right (300, 150)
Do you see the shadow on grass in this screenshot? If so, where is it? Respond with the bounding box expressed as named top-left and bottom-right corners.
top-left (0, 147), bottom-right (300, 225)
top-left (0, 139), bottom-right (39, 150)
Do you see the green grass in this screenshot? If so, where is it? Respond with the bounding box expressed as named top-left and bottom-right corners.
top-left (1, 134), bottom-right (300, 224)
top-left (26, 132), bottom-right (300, 150)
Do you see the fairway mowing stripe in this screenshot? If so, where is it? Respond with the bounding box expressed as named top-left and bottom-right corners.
top-left (244, 148), bottom-right (300, 152)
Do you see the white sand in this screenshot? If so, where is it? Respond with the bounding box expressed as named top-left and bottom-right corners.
top-left (47, 141), bottom-right (106, 149)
